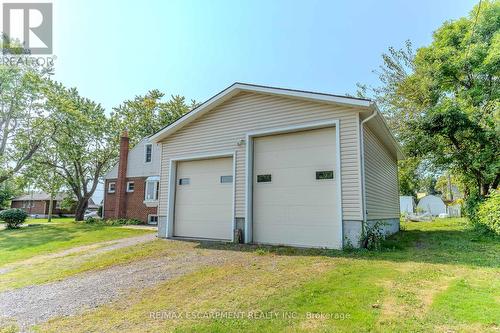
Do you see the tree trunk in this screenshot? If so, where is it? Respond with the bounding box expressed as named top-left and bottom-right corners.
top-left (74, 198), bottom-right (89, 221)
top-left (47, 197), bottom-right (53, 222)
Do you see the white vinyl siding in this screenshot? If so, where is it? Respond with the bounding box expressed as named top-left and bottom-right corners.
top-left (363, 126), bottom-right (400, 220)
top-left (105, 138), bottom-right (160, 179)
top-left (158, 91), bottom-right (363, 220)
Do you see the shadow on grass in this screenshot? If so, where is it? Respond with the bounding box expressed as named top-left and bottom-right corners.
top-left (190, 226), bottom-right (499, 269)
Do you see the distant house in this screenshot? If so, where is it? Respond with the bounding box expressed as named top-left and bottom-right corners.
top-left (10, 192), bottom-right (76, 217)
top-left (103, 133), bottom-right (160, 224)
top-left (400, 196), bottom-right (416, 215)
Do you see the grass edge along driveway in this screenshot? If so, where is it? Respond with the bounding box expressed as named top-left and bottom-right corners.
top-left (0, 220), bottom-right (154, 267)
top-left (29, 218), bottom-right (500, 333)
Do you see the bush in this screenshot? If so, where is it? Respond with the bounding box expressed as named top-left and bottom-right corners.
top-left (0, 208), bottom-right (28, 229)
top-left (475, 190), bottom-right (500, 235)
top-left (464, 192), bottom-right (483, 220)
top-left (84, 218), bottom-right (143, 226)
top-left (360, 220), bottom-right (387, 250)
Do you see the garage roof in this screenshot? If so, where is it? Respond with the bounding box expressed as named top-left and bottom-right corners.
top-left (150, 83), bottom-right (404, 159)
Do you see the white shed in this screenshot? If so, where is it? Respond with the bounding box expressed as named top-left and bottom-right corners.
top-left (417, 195), bottom-right (447, 216)
top-left (399, 196), bottom-right (416, 215)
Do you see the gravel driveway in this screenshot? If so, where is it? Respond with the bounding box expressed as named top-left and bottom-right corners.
top-left (0, 240), bottom-right (238, 332)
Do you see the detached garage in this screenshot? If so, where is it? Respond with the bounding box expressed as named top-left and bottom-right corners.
top-left (151, 83), bottom-right (403, 249)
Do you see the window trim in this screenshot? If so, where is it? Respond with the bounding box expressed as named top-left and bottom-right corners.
top-left (147, 214), bottom-right (158, 225)
top-left (108, 182), bottom-right (116, 193)
top-left (144, 179), bottom-right (159, 201)
top-left (126, 181), bottom-right (135, 192)
top-left (144, 143), bottom-right (153, 163)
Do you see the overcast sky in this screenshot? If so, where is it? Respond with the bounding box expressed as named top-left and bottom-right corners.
top-left (51, 0), bottom-right (475, 112)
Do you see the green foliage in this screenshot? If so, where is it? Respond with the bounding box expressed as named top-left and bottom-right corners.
top-left (0, 208), bottom-right (28, 229)
top-left (0, 180), bottom-right (20, 209)
top-left (86, 218), bottom-right (143, 226)
top-left (112, 90), bottom-right (196, 145)
top-left (398, 158), bottom-right (420, 196)
top-left (475, 190), bottom-right (500, 235)
top-left (359, 220), bottom-right (388, 250)
top-left (464, 191), bottom-right (483, 219)
top-left (0, 42), bottom-right (53, 185)
top-left (36, 81), bottom-right (122, 221)
top-left (60, 196), bottom-right (77, 212)
top-left (360, 0), bottom-right (500, 198)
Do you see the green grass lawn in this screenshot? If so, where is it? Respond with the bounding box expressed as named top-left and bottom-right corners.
top-left (0, 221), bottom-right (154, 267)
top-left (31, 218), bottom-right (499, 333)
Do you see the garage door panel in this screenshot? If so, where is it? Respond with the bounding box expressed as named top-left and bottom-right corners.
top-left (175, 219), bottom-right (230, 240)
top-left (175, 189), bottom-right (232, 205)
top-left (253, 224), bottom-right (336, 248)
top-left (254, 129), bottom-right (336, 150)
top-left (175, 204), bottom-right (231, 221)
top-left (253, 205), bottom-right (335, 227)
top-left (254, 187), bottom-right (335, 206)
top-left (253, 127), bottom-right (340, 248)
top-left (254, 147), bottom-right (335, 168)
top-left (174, 157), bottom-right (233, 240)
top-left (254, 167), bottom-right (336, 187)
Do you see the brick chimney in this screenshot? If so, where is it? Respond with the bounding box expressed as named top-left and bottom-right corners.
top-left (115, 130), bottom-right (129, 218)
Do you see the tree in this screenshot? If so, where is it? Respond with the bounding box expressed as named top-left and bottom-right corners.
top-left (0, 179), bottom-right (20, 209)
top-left (36, 82), bottom-right (121, 221)
top-left (359, 0), bottom-right (500, 198)
top-left (24, 160), bottom-right (65, 221)
top-left (112, 90), bottom-right (196, 144)
top-left (398, 158), bottom-right (421, 196)
top-left (0, 51), bottom-right (53, 185)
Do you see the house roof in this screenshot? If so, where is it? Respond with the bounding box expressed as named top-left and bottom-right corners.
top-left (150, 82), bottom-right (404, 159)
top-left (12, 192), bottom-right (70, 201)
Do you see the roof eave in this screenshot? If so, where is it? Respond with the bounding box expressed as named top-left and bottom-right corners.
top-left (150, 83), bottom-right (373, 143)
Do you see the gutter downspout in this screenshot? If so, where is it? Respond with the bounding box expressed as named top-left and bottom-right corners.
top-left (360, 104), bottom-right (378, 229)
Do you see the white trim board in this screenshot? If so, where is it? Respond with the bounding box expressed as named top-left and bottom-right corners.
top-left (165, 151), bottom-right (237, 242)
top-left (244, 120), bottom-right (343, 249)
top-left (150, 83), bottom-right (372, 143)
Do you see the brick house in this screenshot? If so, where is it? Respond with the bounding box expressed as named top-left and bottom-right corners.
top-left (103, 132), bottom-right (160, 224)
top-left (10, 192), bottom-right (76, 217)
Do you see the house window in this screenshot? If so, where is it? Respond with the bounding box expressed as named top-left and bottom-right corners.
top-left (22, 201), bottom-right (34, 208)
top-left (126, 181), bottom-right (135, 192)
top-left (178, 178), bottom-right (190, 185)
top-left (316, 170), bottom-right (334, 180)
top-left (145, 144), bottom-right (152, 163)
top-left (55, 201), bottom-right (61, 209)
top-left (148, 214), bottom-right (158, 225)
top-left (145, 179), bottom-right (159, 201)
top-left (257, 174), bottom-right (272, 183)
top-left (108, 182), bottom-right (116, 193)
top-left (220, 175), bottom-right (233, 183)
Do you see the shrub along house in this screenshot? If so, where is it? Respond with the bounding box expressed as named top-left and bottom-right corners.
top-left (150, 83), bottom-right (403, 249)
top-left (103, 132), bottom-right (161, 224)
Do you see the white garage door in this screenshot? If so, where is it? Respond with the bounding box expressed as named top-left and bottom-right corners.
top-left (253, 127), bottom-right (339, 248)
top-left (174, 157), bottom-right (233, 240)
